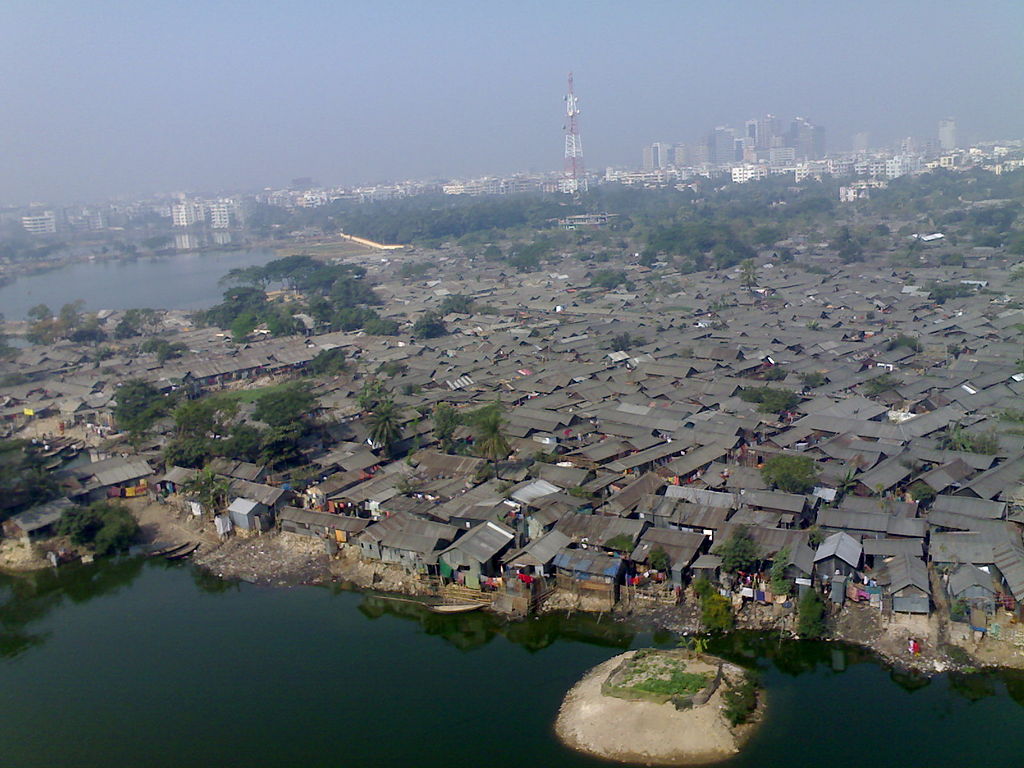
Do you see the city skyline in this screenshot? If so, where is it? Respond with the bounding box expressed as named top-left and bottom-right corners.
top-left (1, 1), bottom-right (1022, 203)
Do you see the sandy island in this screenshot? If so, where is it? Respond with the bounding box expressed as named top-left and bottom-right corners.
top-left (555, 650), bottom-right (761, 766)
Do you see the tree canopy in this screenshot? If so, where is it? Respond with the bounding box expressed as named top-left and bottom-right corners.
top-left (761, 454), bottom-right (819, 494)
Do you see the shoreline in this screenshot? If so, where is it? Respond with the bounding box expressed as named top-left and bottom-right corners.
top-left (554, 650), bottom-right (762, 766)
top-left (3, 507), bottom-right (1019, 679)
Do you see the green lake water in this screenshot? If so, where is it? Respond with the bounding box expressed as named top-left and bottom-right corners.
top-left (2, 560), bottom-right (1023, 767)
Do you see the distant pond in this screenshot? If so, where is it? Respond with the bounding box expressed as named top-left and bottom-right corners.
top-left (1, 560), bottom-right (1023, 767)
top-left (0, 249), bottom-right (277, 319)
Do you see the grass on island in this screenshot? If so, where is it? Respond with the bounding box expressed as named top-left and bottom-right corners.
top-left (616, 651), bottom-right (711, 698)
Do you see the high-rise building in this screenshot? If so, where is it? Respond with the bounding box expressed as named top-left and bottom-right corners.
top-left (787, 117), bottom-right (826, 160)
top-left (672, 144), bottom-right (688, 167)
top-left (642, 142), bottom-right (671, 171)
top-left (938, 118), bottom-right (957, 151)
top-left (709, 127), bottom-right (737, 165)
top-left (852, 132), bottom-right (870, 153)
top-left (21, 210), bottom-right (56, 235)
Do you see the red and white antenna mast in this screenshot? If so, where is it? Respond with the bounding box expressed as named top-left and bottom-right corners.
top-left (563, 72), bottom-right (587, 195)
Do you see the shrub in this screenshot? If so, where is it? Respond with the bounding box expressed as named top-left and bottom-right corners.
top-left (722, 675), bottom-right (760, 725)
top-left (797, 589), bottom-right (826, 639)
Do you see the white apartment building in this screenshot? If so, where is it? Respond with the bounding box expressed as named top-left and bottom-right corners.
top-left (208, 201), bottom-right (235, 229)
top-left (21, 210), bottom-right (57, 234)
top-left (731, 164), bottom-right (769, 183)
top-left (171, 201), bottom-right (205, 227)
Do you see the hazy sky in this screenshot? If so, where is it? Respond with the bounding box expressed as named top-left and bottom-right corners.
top-left (2, 0), bottom-right (1022, 203)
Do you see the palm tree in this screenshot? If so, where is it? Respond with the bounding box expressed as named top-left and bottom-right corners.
top-left (472, 401), bottom-right (511, 479)
top-left (182, 468), bottom-right (231, 516)
top-left (368, 397), bottom-right (403, 456)
top-left (740, 258), bottom-right (758, 293)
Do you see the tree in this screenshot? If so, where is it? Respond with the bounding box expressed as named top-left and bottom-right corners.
top-left (471, 401), bottom-right (511, 479)
top-left (0, 439), bottom-right (57, 520)
top-left (57, 502), bottom-right (139, 556)
top-left (714, 527), bottom-right (761, 573)
top-left (182, 468), bottom-right (231, 515)
top-left (649, 547), bottom-right (670, 572)
top-left (761, 454), bottom-right (819, 494)
top-left (797, 589), bottom-right (827, 639)
top-left (367, 397), bottom-right (403, 456)
top-left (769, 547), bottom-right (793, 596)
top-left (439, 294), bottom-right (475, 315)
top-left (113, 379), bottom-right (168, 435)
top-left (307, 347), bottom-right (347, 376)
top-left (864, 373), bottom-right (902, 397)
top-left (693, 578), bottom-right (734, 633)
top-left (253, 383), bottom-right (316, 428)
top-left (356, 378), bottom-right (386, 411)
top-left (432, 402), bottom-right (460, 452)
top-left (412, 310), bottom-right (447, 339)
top-left (800, 371), bottom-right (826, 389)
top-left (739, 258), bottom-right (758, 292)
top-left (738, 386), bottom-right (799, 414)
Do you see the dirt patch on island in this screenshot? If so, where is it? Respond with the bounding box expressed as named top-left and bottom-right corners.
top-left (555, 651), bottom-right (758, 766)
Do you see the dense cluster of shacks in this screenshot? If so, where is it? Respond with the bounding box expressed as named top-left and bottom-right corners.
top-left (3, 242), bottom-right (1024, 627)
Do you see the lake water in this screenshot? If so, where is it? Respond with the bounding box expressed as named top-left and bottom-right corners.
top-left (0, 249), bottom-right (277, 319)
top-left (1, 560), bottom-right (1023, 768)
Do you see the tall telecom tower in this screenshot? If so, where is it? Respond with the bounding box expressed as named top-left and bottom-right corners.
top-left (562, 72), bottom-right (587, 195)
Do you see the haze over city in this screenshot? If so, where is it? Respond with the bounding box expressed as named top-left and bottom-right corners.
top-left (2, 0), bottom-right (1023, 203)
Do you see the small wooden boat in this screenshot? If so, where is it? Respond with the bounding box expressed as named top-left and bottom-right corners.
top-left (147, 542), bottom-right (191, 558)
top-left (427, 603), bottom-right (484, 614)
top-left (165, 543), bottom-right (200, 560)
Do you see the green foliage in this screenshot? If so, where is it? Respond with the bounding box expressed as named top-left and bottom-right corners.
top-left (412, 310), bottom-right (447, 339)
top-left (713, 528), bottom-right (761, 573)
top-left (864, 373), bottom-right (902, 396)
top-left (797, 589), bottom-right (827, 639)
top-left (769, 547), bottom-right (793, 596)
top-left (630, 669), bottom-right (709, 697)
top-left (307, 347), bottom-right (347, 376)
top-left (762, 366), bottom-right (787, 381)
top-left (367, 397), bottom-right (403, 455)
top-left (938, 423), bottom-right (1000, 455)
top-left (739, 258), bottom-right (758, 290)
top-left (253, 382), bottom-right (316, 428)
top-left (722, 675), bottom-right (760, 725)
top-left (800, 371), bottom-right (826, 388)
top-left (649, 547), bottom-right (670, 572)
top-left (57, 502), bottom-right (139, 556)
top-left (700, 591), bottom-right (734, 633)
top-left (470, 401), bottom-right (511, 474)
top-left (887, 334), bottom-right (922, 352)
top-left (609, 332), bottom-right (642, 351)
top-left (181, 468), bottom-right (232, 513)
top-left (738, 387), bottom-right (799, 414)
top-left (0, 439), bottom-right (57, 519)
top-left (439, 294), bottom-right (475, 315)
top-left (113, 379), bottom-right (169, 435)
top-left (929, 281), bottom-right (975, 304)
top-left (432, 402), bottom-right (460, 452)
top-left (907, 481), bottom-right (936, 504)
top-left (603, 533), bottom-right (635, 552)
top-left (362, 317), bottom-right (400, 335)
top-left (589, 269), bottom-right (632, 290)
top-left (139, 337), bottom-right (187, 363)
top-left (761, 454), bottom-right (819, 494)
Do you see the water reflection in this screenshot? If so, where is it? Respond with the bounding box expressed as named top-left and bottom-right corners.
top-left (350, 591), bottom-right (634, 653)
top-left (0, 556), bottom-right (144, 658)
